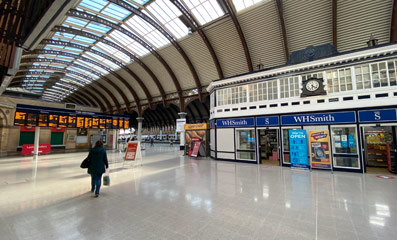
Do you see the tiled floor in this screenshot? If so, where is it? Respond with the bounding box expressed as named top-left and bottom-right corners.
top-left (0, 144), bottom-right (396, 240)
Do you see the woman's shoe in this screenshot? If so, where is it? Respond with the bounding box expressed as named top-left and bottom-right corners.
top-left (95, 193), bottom-right (99, 197)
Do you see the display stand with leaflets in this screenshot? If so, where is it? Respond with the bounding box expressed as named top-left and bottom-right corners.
top-left (123, 141), bottom-right (143, 167)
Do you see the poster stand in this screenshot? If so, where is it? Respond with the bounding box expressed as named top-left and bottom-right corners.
top-left (123, 141), bottom-right (143, 167)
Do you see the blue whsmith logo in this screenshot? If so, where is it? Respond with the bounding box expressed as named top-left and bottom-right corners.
top-left (222, 119), bottom-right (247, 126)
top-left (293, 114), bottom-right (335, 123)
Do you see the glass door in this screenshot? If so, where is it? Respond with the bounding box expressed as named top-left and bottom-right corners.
top-left (236, 128), bottom-right (256, 162)
top-left (330, 125), bottom-right (360, 170)
top-left (257, 128), bottom-right (279, 165)
top-left (281, 126), bottom-right (301, 165)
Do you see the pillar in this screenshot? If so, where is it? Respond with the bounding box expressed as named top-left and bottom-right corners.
top-left (112, 129), bottom-right (117, 149)
top-left (178, 112), bottom-right (187, 151)
top-left (137, 117), bottom-right (144, 142)
top-left (33, 127), bottom-right (40, 161)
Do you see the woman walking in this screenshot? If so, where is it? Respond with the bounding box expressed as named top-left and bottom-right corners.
top-left (87, 140), bottom-right (109, 197)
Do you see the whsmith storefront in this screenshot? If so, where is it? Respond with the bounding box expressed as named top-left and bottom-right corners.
top-left (207, 44), bottom-right (397, 174)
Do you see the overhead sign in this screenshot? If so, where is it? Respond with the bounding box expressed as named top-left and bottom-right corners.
top-left (210, 120), bottom-right (215, 128)
top-left (309, 130), bottom-right (331, 169)
top-left (282, 111), bottom-right (356, 125)
top-left (216, 117), bottom-right (255, 128)
top-left (256, 116), bottom-right (279, 126)
top-left (184, 123), bottom-right (209, 130)
top-left (176, 119), bottom-right (186, 132)
top-left (358, 109), bottom-right (397, 123)
top-left (289, 130), bottom-right (309, 169)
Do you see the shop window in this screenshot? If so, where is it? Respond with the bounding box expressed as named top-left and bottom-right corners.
top-left (258, 80), bottom-right (278, 101)
top-left (280, 76), bottom-right (299, 99)
top-left (249, 83), bottom-right (258, 102)
top-left (239, 85), bottom-right (247, 103)
top-left (326, 68), bottom-right (352, 93)
top-left (331, 126), bottom-right (359, 169)
top-left (355, 65), bottom-right (371, 90)
top-left (236, 129), bottom-right (256, 161)
top-left (302, 72), bottom-right (323, 81)
top-left (388, 60), bottom-right (396, 86)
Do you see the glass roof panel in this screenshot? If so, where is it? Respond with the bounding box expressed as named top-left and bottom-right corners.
top-left (85, 22), bottom-right (112, 33)
top-left (131, 0), bottom-right (150, 5)
top-left (74, 35), bottom-right (97, 44)
top-left (102, 3), bottom-right (132, 20)
top-left (232, 0), bottom-right (264, 12)
top-left (79, 0), bottom-right (108, 12)
top-left (65, 16), bottom-right (89, 27)
top-left (184, 0), bottom-right (224, 25)
top-left (146, 0), bottom-right (188, 39)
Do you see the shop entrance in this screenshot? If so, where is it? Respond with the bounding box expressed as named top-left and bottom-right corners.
top-left (257, 129), bottom-right (279, 165)
top-left (361, 125), bottom-right (397, 174)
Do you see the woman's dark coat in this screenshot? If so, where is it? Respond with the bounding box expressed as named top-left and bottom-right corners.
top-left (87, 146), bottom-right (109, 175)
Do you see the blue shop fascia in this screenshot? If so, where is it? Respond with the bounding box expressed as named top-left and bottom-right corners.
top-left (208, 43), bottom-right (397, 174)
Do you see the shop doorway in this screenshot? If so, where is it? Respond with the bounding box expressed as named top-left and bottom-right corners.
top-left (257, 129), bottom-right (279, 165)
top-left (361, 125), bottom-right (396, 174)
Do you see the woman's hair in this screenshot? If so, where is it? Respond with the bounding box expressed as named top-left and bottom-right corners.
top-left (95, 140), bottom-right (104, 147)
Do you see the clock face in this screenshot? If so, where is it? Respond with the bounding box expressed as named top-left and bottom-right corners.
top-left (306, 80), bottom-right (320, 92)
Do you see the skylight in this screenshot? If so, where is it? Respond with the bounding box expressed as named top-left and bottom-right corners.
top-left (183, 0), bottom-right (224, 25)
top-left (102, 3), bottom-right (132, 21)
top-left (232, 0), bottom-right (264, 12)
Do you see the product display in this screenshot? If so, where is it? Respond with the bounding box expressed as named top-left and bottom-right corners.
top-left (365, 130), bottom-right (392, 168)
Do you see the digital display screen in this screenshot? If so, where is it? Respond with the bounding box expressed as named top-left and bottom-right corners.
top-left (92, 118), bottom-right (99, 128)
top-left (14, 112), bottom-right (26, 126)
top-left (58, 115), bottom-right (68, 128)
top-left (48, 114), bottom-right (59, 127)
top-left (124, 120), bottom-right (129, 129)
top-left (68, 116), bottom-right (76, 128)
top-left (38, 114), bottom-right (48, 127)
top-left (106, 119), bottom-right (112, 129)
top-left (119, 119), bottom-right (123, 129)
top-left (99, 119), bottom-right (106, 129)
top-left (76, 117), bottom-right (85, 128)
top-left (26, 113), bottom-right (37, 126)
top-left (112, 119), bottom-right (118, 129)
top-left (84, 117), bottom-right (92, 128)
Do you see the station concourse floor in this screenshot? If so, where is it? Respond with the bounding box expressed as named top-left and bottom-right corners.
top-left (0, 144), bottom-right (396, 240)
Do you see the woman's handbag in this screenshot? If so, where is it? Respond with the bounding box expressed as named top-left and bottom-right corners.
top-left (103, 169), bottom-right (110, 186)
top-left (80, 157), bottom-right (90, 168)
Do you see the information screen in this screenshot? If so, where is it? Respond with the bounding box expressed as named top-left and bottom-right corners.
top-left (85, 117), bottom-right (92, 128)
top-left (38, 114), bottom-right (48, 127)
top-left (99, 119), bottom-right (106, 129)
top-left (92, 118), bottom-right (99, 128)
top-left (68, 116), bottom-right (76, 128)
top-left (112, 119), bottom-right (118, 129)
top-left (14, 112), bottom-right (26, 126)
top-left (58, 115), bottom-right (68, 128)
top-left (106, 119), bottom-right (112, 129)
top-left (119, 119), bottom-right (124, 129)
top-left (26, 113), bottom-right (37, 126)
top-left (48, 114), bottom-right (59, 127)
top-left (124, 120), bottom-right (129, 129)
top-left (76, 117), bottom-right (85, 128)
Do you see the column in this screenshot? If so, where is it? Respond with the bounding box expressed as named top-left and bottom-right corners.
top-left (33, 127), bottom-right (40, 161)
top-left (137, 117), bottom-right (144, 142)
top-left (178, 112), bottom-right (187, 151)
top-left (112, 129), bottom-right (117, 149)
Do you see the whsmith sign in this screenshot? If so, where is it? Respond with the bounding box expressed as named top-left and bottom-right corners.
top-left (216, 118), bottom-right (255, 127)
top-left (281, 112), bottom-right (356, 125)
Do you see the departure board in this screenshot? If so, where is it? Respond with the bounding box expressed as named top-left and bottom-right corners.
top-left (76, 117), bottom-right (85, 128)
top-left (84, 117), bottom-right (92, 128)
top-left (58, 115), bottom-right (68, 128)
top-left (112, 119), bottom-right (118, 129)
top-left (99, 119), bottom-right (106, 129)
top-left (14, 112), bottom-right (26, 125)
top-left (49, 114), bottom-right (59, 127)
top-left (119, 119), bottom-right (124, 129)
top-left (106, 119), bottom-right (112, 129)
top-left (92, 118), bottom-right (99, 128)
top-left (68, 116), bottom-right (76, 128)
top-left (26, 113), bottom-right (37, 126)
top-left (38, 114), bottom-right (48, 127)
top-left (124, 120), bottom-right (129, 129)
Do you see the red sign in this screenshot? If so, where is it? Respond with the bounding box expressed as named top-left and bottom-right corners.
top-left (191, 141), bottom-right (201, 157)
top-left (376, 175), bottom-right (395, 180)
top-left (125, 142), bottom-right (138, 160)
top-left (20, 126), bottom-right (35, 132)
top-left (21, 144), bottom-right (51, 155)
top-left (51, 127), bottom-right (65, 132)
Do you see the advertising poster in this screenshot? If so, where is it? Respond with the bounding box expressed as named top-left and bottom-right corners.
top-left (21, 144), bottom-right (51, 155)
top-left (309, 131), bottom-right (331, 169)
top-left (191, 141), bottom-right (201, 157)
top-left (289, 130), bottom-right (309, 169)
top-left (125, 142), bottom-right (138, 160)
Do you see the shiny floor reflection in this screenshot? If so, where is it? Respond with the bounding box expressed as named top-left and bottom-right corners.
top-left (0, 144), bottom-right (396, 239)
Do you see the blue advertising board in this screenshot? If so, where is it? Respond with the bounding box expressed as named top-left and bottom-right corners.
top-left (256, 116), bottom-right (279, 126)
top-left (289, 130), bottom-right (309, 169)
top-left (281, 111), bottom-right (356, 125)
top-left (358, 109), bottom-right (397, 123)
top-left (216, 117), bottom-right (255, 128)
top-left (210, 120), bottom-right (215, 128)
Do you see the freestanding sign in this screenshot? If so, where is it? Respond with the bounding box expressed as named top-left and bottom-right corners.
top-left (309, 131), bottom-right (331, 169)
top-left (289, 130), bottom-right (309, 169)
top-left (21, 144), bottom-right (51, 155)
top-left (124, 141), bottom-right (142, 165)
top-left (191, 141), bottom-right (201, 157)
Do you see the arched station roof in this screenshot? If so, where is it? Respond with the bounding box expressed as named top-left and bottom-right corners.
top-left (3, 0), bottom-right (397, 119)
